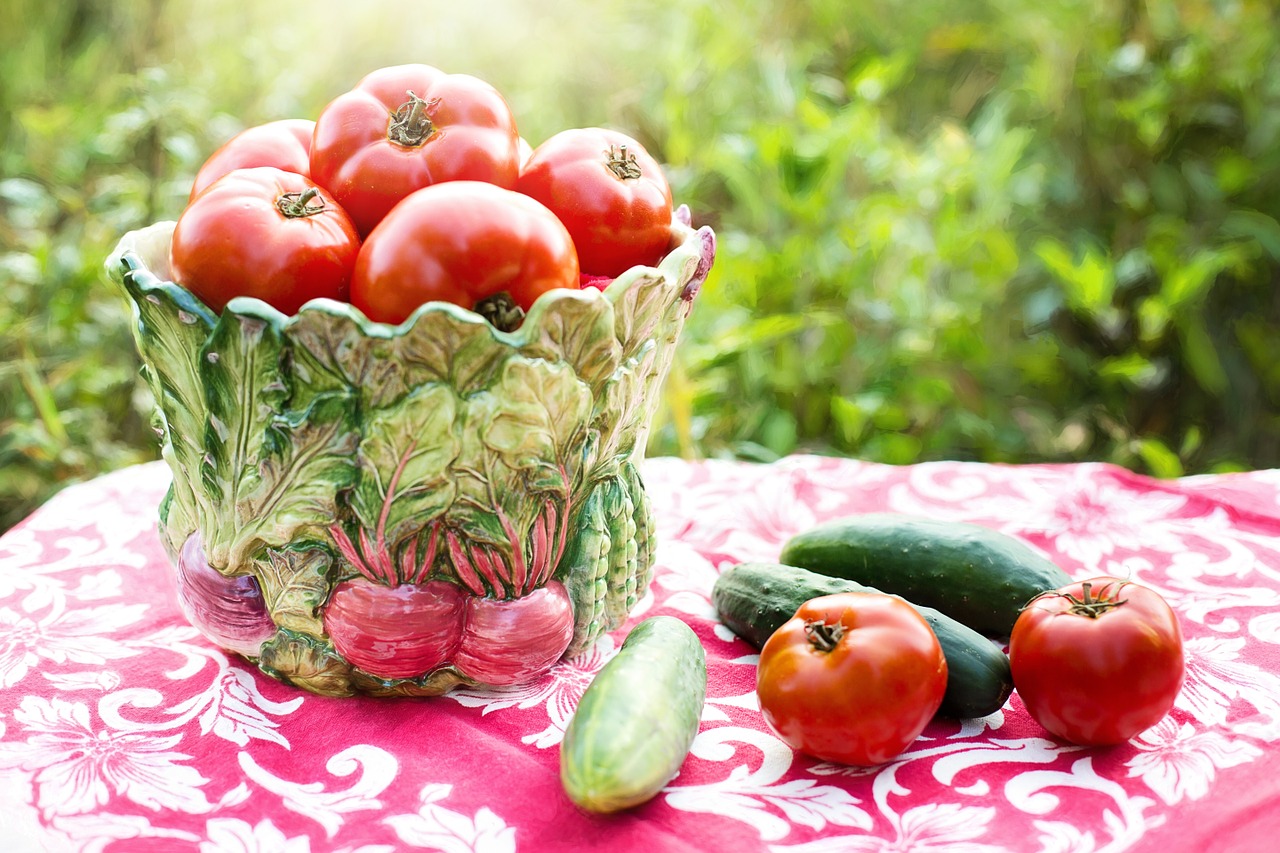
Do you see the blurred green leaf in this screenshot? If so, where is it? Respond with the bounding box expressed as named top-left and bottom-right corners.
top-left (1135, 438), bottom-right (1184, 479)
top-left (1179, 315), bottom-right (1230, 396)
top-left (1098, 354), bottom-right (1164, 392)
top-left (1035, 239), bottom-right (1115, 314)
top-left (1222, 210), bottom-right (1280, 262)
top-left (1163, 250), bottom-right (1230, 309)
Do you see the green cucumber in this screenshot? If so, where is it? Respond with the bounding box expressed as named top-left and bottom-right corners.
top-left (780, 514), bottom-right (1072, 637)
top-left (560, 615), bottom-right (707, 813)
top-left (712, 562), bottom-right (1013, 719)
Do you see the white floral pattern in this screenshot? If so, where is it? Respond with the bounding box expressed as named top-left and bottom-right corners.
top-left (1125, 717), bottom-right (1261, 804)
top-left (0, 601), bottom-right (146, 689)
top-left (384, 784), bottom-right (517, 853)
top-left (200, 818), bottom-right (311, 853)
top-left (664, 727), bottom-right (873, 841)
top-left (2, 457), bottom-right (1280, 851)
top-left (0, 695), bottom-right (213, 818)
top-left (237, 746), bottom-right (398, 838)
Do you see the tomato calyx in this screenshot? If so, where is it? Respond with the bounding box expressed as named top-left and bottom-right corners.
top-left (1028, 579), bottom-right (1130, 619)
top-left (275, 187), bottom-right (327, 219)
top-left (803, 619), bottom-right (846, 653)
top-left (388, 90), bottom-right (439, 148)
top-left (605, 144), bottom-right (644, 181)
top-left (473, 291), bottom-right (525, 332)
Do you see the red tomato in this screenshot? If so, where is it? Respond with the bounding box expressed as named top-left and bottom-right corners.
top-left (756, 592), bottom-right (948, 766)
top-left (169, 167), bottom-right (361, 315)
top-left (516, 127), bottom-right (673, 277)
top-left (310, 64), bottom-right (521, 235)
top-left (188, 119), bottom-right (314, 201)
top-left (350, 181), bottom-right (579, 328)
top-left (1009, 577), bottom-right (1185, 746)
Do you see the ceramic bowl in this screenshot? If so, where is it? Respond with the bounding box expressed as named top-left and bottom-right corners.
top-left (106, 209), bottom-right (714, 697)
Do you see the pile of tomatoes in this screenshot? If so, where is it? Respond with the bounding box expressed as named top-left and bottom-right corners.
top-left (171, 64), bottom-right (675, 329)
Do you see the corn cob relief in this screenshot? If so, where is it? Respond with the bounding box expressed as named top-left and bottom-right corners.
top-left (602, 475), bottom-right (640, 627)
top-left (623, 461), bottom-right (656, 604)
top-left (558, 485), bottom-right (613, 654)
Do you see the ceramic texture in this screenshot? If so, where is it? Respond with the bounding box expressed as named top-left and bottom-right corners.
top-left (106, 214), bottom-right (714, 697)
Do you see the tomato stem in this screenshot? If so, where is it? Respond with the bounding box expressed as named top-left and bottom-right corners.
top-left (1026, 580), bottom-right (1130, 619)
top-left (474, 291), bottom-right (525, 332)
top-left (276, 187), bottom-right (326, 218)
top-left (605, 144), bottom-right (643, 181)
top-left (803, 619), bottom-right (845, 653)
top-left (388, 90), bottom-right (437, 147)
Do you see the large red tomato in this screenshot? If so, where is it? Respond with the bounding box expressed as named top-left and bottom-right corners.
top-left (1009, 577), bottom-right (1185, 746)
top-left (350, 181), bottom-right (579, 329)
top-left (188, 119), bottom-right (314, 201)
top-left (310, 64), bottom-right (521, 235)
top-left (170, 167), bottom-right (360, 315)
top-left (756, 592), bottom-right (947, 766)
top-left (516, 128), bottom-right (673, 277)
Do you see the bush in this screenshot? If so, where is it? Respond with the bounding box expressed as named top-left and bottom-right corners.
top-left (3, 0), bottom-right (1278, 531)
top-left (637, 0), bottom-right (1280, 475)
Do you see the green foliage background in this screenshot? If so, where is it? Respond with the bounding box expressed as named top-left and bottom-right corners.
top-left (4, 0), bottom-right (1279, 532)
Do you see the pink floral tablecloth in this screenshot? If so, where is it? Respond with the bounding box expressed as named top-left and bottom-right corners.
top-left (3, 456), bottom-right (1280, 853)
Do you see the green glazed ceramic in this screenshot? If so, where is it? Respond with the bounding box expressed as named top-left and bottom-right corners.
top-left (106, 211), bottom-right (715, 697)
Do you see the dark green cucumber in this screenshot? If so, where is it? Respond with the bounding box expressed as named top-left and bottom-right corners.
top-left (713, 562), bottom-right (1013, 719)
top-left (560, 615), bottom-right (707, 813)
top-left (779, 514), bottom-right (1072, 637)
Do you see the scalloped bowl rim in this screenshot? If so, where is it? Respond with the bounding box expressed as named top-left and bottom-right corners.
top-left (107, 218), bottom-right (705, 345)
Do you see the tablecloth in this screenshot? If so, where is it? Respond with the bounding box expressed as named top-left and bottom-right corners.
top-left (3, 455), bottom-right (1280, 853)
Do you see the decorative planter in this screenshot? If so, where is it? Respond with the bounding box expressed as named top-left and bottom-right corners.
top-left (107, 211), bottom-right (714, 697)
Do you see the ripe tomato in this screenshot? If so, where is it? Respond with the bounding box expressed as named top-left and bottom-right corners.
top-left (350, 181), bottom-right (579, 329)
top-left (188, 119), bottom-right (314, 201)
top-left (516, 128), bottom-right (673, 277)
top-left (756, 592), bottom-right (947, 766)
top-left (1009, 577), bottom-right (1185, 746)
top-left (170, 167), bottom-right (361, 316)
top-left (310, 64), bottom-right (521, 235)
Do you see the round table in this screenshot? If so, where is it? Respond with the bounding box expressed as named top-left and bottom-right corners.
top-left (2, 456), bottom-right (1279, 852)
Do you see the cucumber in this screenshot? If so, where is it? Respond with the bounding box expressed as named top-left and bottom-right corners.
top-left (713, 562), bottom-right (1013, 719)
top-left (560, 615), bottom-right (707, 813)
top-left (779, 514), bottom-right (1072, 637)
